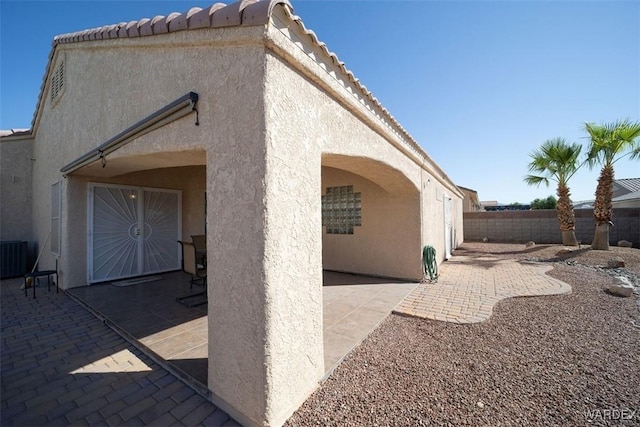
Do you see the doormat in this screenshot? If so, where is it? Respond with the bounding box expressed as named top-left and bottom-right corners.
top-left (111, 275), bottom-right (163, 287)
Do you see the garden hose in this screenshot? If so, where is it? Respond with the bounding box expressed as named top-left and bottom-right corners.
top-left (422, 245), bottom-right (438, 282)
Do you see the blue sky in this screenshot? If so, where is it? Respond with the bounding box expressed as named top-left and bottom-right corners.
top-left (1, 0), bottom-right (639, 204)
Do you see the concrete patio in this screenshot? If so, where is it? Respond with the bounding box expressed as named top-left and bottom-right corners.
top-left (66, 270), bottom-right (418, 391)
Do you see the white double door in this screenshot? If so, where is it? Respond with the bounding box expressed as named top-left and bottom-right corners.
top-left (88, 183), bottom-right (182, 283)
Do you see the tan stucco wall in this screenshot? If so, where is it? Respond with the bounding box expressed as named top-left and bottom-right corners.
top-left (420, 176), bottom-right (464, 263)
top-left (261, 51), bottom-right (325, 424)
top-left (29, 27), bottom-right (263, 280)
top-left (0, 137), bottom-right (33, 244)
top-left (28, 28), bottom-right (305, 425)
top-left (202, 42), bottom-right (276, 426)
top-left (26, 5), bottom-right (464, 426)
top-left (267, 6), bottom-right (463, 269)
top-left (460, 187), bottom-right (481, 212)
top-left (322, 166), bottom-right (421, 279)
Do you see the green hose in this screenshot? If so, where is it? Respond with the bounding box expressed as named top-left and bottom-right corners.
top-left (422, 245), bottom-right (438, 282)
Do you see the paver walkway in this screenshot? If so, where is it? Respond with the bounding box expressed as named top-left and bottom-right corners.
top-left (2, 255), bottom-right (571, 426)
top-left (394, 255), bottom-right (571, 323)
top-left (0, 278), bottom-right (238, 427)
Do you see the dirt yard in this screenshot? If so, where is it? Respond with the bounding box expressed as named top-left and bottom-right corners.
top-left (286, 242), bottom-right (640, 427)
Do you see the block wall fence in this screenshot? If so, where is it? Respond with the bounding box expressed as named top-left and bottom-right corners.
top-left (463, 208), bottom-right (640, 248)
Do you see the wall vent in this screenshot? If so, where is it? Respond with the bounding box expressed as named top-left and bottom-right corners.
top-left (50, 59), bottom-right (65, 103)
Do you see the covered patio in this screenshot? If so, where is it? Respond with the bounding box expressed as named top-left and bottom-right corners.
top-left (67, 271), bottom-right (418, 395)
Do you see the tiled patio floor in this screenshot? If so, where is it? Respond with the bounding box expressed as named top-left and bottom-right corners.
top-left (68, 270), bottom-right (418, 390)
top-left (322, 271), bottom-right (418, 374)
top-left (68, 272), bottom-right (209, 394)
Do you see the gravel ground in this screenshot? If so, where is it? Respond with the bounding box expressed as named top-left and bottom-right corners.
top-left (286, 242), bottom-right (640, 427)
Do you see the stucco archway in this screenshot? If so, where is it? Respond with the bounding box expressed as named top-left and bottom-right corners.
top-left (321, 154), bottom-right (422, 281)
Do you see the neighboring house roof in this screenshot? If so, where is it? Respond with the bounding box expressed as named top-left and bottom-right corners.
top-left (457, 186), bottom-right (477, 194)
top-left (572, 184), bottom-right (640, 209)
top-left (613, 189), bottom-right (640, 202)
top-left (458, 186), bottom-right (482, 211)
top-left (614, 178), bottom-right (640, 194)
top-left (0, 129), bottom-right (32, 138)
top-left (458, 186), bottom-right (479, 201)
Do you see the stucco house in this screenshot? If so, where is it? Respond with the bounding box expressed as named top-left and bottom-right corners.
top-left (458, 186), bottom-right (482, 212)
top-left (0, 0), bottom-right (463, 425)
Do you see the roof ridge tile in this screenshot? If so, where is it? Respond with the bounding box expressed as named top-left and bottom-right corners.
top-left (27, 0), bottom-right (455, 184)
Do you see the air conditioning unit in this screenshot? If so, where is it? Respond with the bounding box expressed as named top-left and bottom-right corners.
top-left (0, 241), bottom-right (27, 278)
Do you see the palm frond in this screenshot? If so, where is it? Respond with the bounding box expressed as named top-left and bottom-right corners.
top-left (584, 118), bottom-right (640, 168)
top-left (523, 175), bottom-right (549, 187)
top-left (525, 137), bottom-right (582, 186)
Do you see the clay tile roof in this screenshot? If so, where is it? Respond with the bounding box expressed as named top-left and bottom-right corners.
top-left (35, 0), bottom-right (289, 133)
top-left (188, 4), bottom-right (226, 29)
top-left (51, 0), bottom-right (276, 46)
top-left (27, 0), bottom-right (458, 193)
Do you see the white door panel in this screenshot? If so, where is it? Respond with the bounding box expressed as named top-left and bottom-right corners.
top-left (88, 183), bottom-right (181, 283)
top-left (444, 196), bottom-right (452, 260)
top-left (142, 190), bottom-right (180, 274)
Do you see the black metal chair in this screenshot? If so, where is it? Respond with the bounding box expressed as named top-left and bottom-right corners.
top-left (24, 259), bottom-right (58, 299)
top-left (191, 234), bottom-right (206, 267)
top-left (176, 241), bottom-right (207, 307)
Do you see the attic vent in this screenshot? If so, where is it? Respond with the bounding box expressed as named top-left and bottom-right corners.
top-left (50, 59), bottom-right (65, 103)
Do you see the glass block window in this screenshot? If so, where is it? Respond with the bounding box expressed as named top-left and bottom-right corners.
top-left (322, 185), bottom-right (361, 234)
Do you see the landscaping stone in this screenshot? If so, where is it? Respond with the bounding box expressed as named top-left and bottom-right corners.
top-left (525, 241), bottom-right (535, 248)
top-left (607, 257), bottom-right (625, 268)
top-left (618, 240), bottom-right (633, 248)
top-left (287, 242), bottom-right (640, 427)
top-left (608, 276), bottom-right (634, 297)
top-left (556, 248), bottom-right (574, 256)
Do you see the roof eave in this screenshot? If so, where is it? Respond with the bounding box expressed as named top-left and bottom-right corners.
top-left (27, 0), bottom-right (292, 138)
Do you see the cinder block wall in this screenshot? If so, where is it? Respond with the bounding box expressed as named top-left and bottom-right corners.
top-left (464, 208), bottom-right (640, 247)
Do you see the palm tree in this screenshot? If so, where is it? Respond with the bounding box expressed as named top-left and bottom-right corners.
top-left (524, 138), bottom-right (582, 246)
top-left (584, 119), bottom-right (640, 250)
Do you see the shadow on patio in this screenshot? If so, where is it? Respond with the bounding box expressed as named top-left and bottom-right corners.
top-left (68, 270), bottom-right (418, 392)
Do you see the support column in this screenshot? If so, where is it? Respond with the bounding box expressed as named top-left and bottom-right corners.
top-left (206, 128), bottom-right (324, 426)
